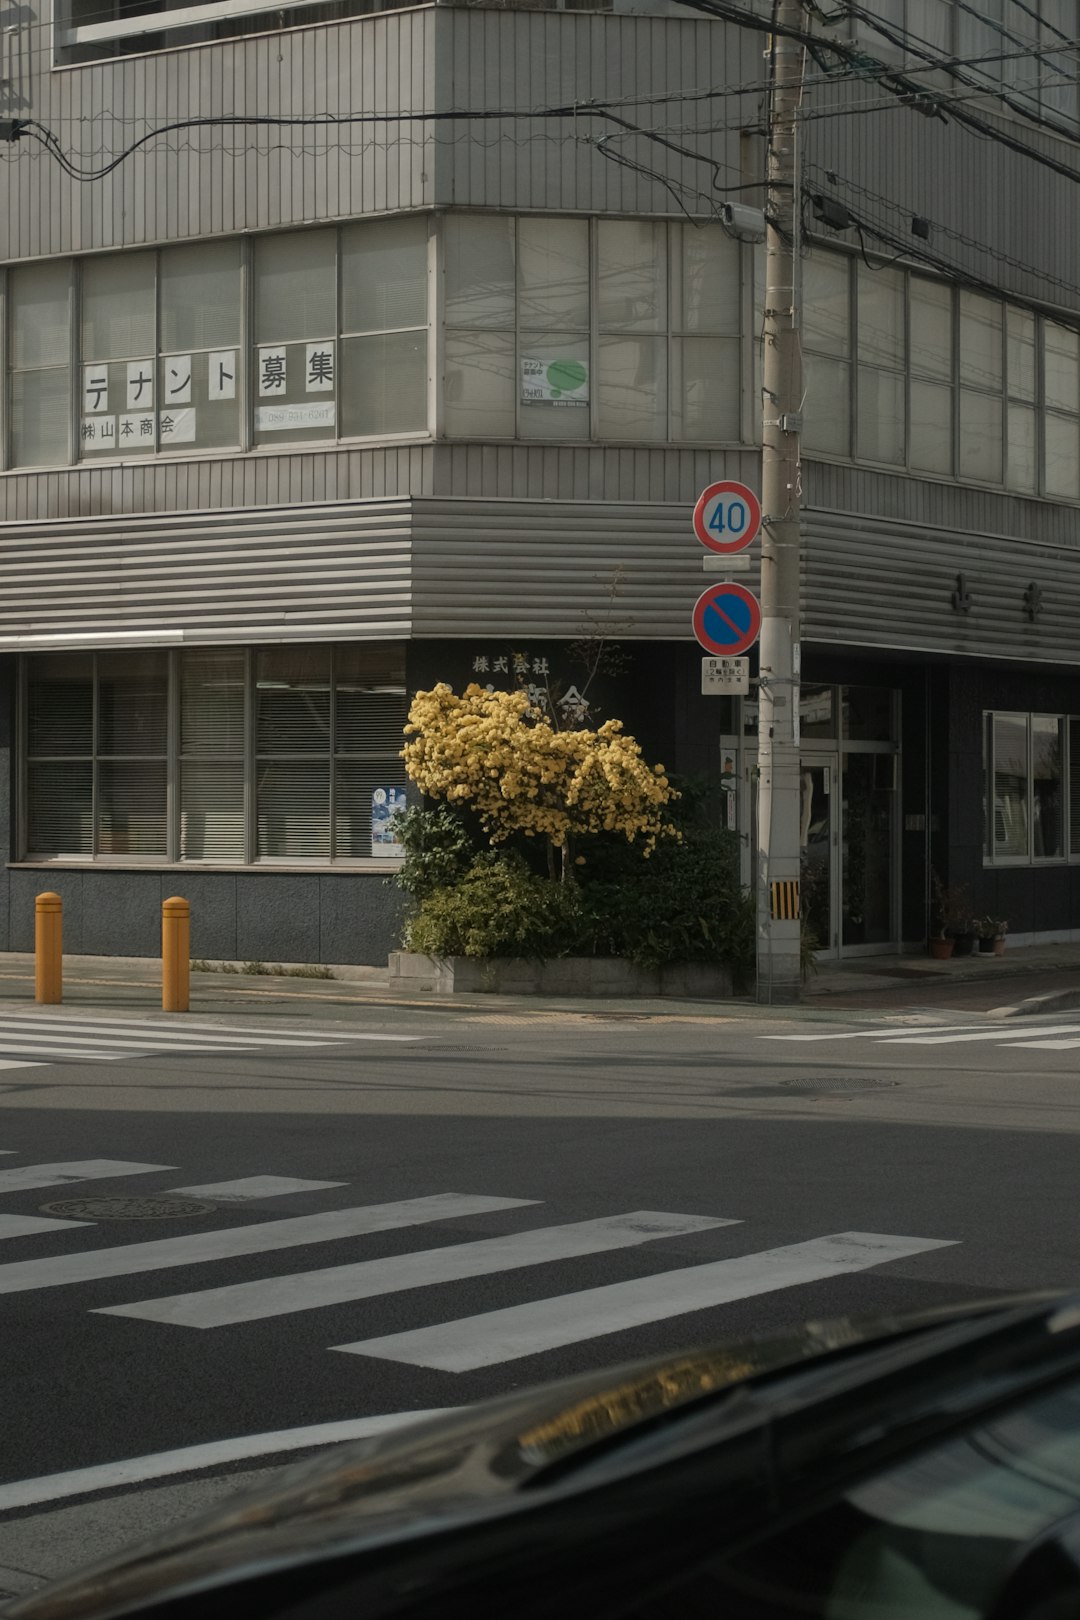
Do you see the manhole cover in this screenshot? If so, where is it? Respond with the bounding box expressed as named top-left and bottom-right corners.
top-left (40, 1196), bottom-right (217, 1221)
top-left (780, 1077), bottom-right (900, 1092)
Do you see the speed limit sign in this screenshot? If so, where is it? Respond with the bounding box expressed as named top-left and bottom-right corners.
top-left (692, 480), bottom-right (762, 554)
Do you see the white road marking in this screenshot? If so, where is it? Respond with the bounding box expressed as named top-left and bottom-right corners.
top-left (0, 1410), bottom-right (454, 1514)
top-left (170, 1176), bottom-right (346, 1201)
top-left (0, 1015), bottom-right (370, 1042)
top-left (97, 1212), bottom-right (738, 1329)
top-left (0, 1213), bottom-right (91, 1239)
top-left (0, 1194), bottom-right (536, 1297)
top-left (765, 1024), bottom-right (1010, 1043)
top-left (337, 1231), bottom-right (958, 1371)
top-left (0, 1060), bottom-right (42, 1071)
top-left (1009, 1038), bottom-right (1080, 1050)
top-left (0, 1159), bottom-right (174, 1195)
top-left (876, 1024), bottom-right (1080, 1046)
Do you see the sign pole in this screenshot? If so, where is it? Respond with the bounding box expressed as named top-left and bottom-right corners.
top-left (756, 0), bottom-right (806, 1004)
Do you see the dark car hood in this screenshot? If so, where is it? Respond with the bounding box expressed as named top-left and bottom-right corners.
top-left (4, 1293), bottom-right (1058, 1620)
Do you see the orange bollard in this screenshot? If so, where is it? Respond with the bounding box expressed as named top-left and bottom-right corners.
top-left (35, 892), bottom-right (63, 1005)
top-left (162, 896), bottom-right (190, 1013)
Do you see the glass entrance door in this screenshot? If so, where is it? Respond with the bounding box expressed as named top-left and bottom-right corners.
top-left (841, 752), bottom-right (895, 949)
top-left (800, 757), bottom-right (837, 956)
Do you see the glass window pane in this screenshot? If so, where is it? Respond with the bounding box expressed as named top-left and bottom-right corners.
top-left (1045, 322), bottom-right (1079, 413)
top-left (11, 262), bottom-right (71, 369)
top-left (81, 253), bottom-right (156, 360)
top-left (342, 215), bottom-right (428, 335)
top-left (254, 230), bottom-right (336, 343)
top-left (1070, 717), bottom-right (1080, 856)
top-left (160, 240), bottom-right (242, 352)
top-left (842, 685), bottom-right (894, 742)
top-left (519, 333), bottom-right (590, 441)
top-left (802, 253), bottom-right (850, 356)
top-left (335, 643), bottom-right (407, 755)
top-left (910, 378), bottom-right (952, 473)
top-left (28, 654), bottom-right (93, 755)
top-left (444, 331), bottom-right (515, 436)
top-left (181, 761), bottom-right (245, 862)
top-left (857, 366), bottom-right (905, 464)
top-left (341, 332), bottom-right (427, 437)
top-left (959, 388), bottom-right (1002, 482)
top-left (597, 336), bottom-right (666, 440)
top-left (802, 356), bottom-right (849, 455)
top-left (1044, 412), bottom-right (1080, 500)
top-left (181, 650), bottom-right (245, 755)
top-left (518, 217), bottom-right (589, 328)
top-left (799, 685), bottom-right (834, 738)
top-left (256, 647), bottom-right (331, 754)
top-left (671, 337), bottom-right (740, 442)
top-left (257, 761), bottom-right (330, 858)
top-left (11, 369), bottom-right (70, 468)
top-left (27, 761), bottom-right (93, 855)
top-left (993, 712), bottom-right (1029, 857)
top-left (253, 339), bottom-right (336, 446)
top-left (1033, 715), bottom-right (1064, 859)
top-left (959, 291), bottom-right (1003, 391)
top-left (80, 359), bottom-right (155, 459)
top-left (443, 215), bottom-right (515, 328)
top-left (673, 224), bottom-right (740, 333)
top-left (335, 763), bottom-right (407, 858)
top-left (857, 264), bottom-right (904, 368)
top-left (98, 759), bottom-right (167, 855)
top-left (1007, 306), bottom-right (1037, 401)
top-left (909, 277), bottom-right (952, 381)
top-left (159, 349), bottom-right (241, 453)
top-left (97, 652), bottom-right (168, 755)
top-left (597, 221), bottom-right (666, 333)
top-left (1007, 403), bottom-right (1037, 493)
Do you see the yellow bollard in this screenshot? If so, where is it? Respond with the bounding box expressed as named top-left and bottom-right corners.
top-left (162, 896), bottom-right (190, 1013)
top-left (35, 892), bottom-right (63, 1005)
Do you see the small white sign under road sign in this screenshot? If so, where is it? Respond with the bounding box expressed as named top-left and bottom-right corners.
top-left (701, 656), bottom-right (749, 695)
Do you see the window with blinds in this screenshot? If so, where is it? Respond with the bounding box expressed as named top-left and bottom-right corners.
top-left (24, 644), bottom-right (408, 864)
top-left (983, 709), bottom-right (1080, 866)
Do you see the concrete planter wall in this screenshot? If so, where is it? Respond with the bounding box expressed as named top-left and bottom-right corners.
top-left (389, 952), bottom-right (733, 999)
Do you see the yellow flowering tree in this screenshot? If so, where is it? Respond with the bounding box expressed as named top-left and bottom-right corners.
top-left (402, 683), bottom-right (678, 878)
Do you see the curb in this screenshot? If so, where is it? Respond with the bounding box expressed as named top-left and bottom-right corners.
top-left (993, 988), bottom-right (1080, 1019)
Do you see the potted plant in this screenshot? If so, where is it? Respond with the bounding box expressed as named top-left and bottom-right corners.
top-left (929, 872), bottom-right (971, 960)
top-left (951, 916), bottom-right (979, 958)
top-left (976, 916), bottom-right (1009, 956)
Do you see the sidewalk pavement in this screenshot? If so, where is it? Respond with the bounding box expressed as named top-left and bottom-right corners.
top-left (0, 940), bottom-right (1076, 1027)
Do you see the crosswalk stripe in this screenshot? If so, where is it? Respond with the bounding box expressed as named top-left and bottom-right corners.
top-left (169, 1177), bottom-right (346, 1201)
top-left (0, 1016), bottom-right (370, 1042)
top-left (0, 1042), bottom-right (123, 1061)
top-left (1009, 1038), bottom-right (1080, 1050)
top-left (765, 1024), bottom-right (1006, 1043)
top-left (876, 1024), bottom-right (1080, 1046)
top-left (0, 1027), bottom-right (371, 1054)
top-left (335, 1231), bottom-right (958, 1372)
top-left (0, 1193), bottom-right (536, 1297)
top-left (0, 1213), bottom-right (91, 1239)
top-left (96, 1212), bottom-right (739, 1329)
top-left (0, 1159), bottom-right (174, 1195)
top-left (0, 1060), bottom-right (42, 1071)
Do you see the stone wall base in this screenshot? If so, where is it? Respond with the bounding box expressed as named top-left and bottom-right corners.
top-left (389, 952), bottom-right (733, 998)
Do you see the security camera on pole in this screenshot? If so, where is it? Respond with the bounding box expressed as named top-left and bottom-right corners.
top-left (757, 0), bottom-right (807, 1002)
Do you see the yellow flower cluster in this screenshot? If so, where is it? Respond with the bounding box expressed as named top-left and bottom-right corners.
top-left (402, 683), bottom-right (678, 853)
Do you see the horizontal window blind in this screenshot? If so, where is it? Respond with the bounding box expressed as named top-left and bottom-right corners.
top-left (181, 762), bottom-right (245, 862)
top-left (98, 760), bottom-right (168, 855)
top-left (27, 761), bottom-right (93, 855)
top-left (256, 762), bottom-right (331, 859)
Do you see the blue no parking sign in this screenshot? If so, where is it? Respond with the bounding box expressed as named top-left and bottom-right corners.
top-left (692, 582), bottom-right (762, 657)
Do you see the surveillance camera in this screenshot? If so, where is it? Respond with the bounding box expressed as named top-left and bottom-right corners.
top-left (720, 202), bottom-right (766, 243)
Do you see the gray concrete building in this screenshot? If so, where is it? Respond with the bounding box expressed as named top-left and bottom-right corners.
top-left (1, 0), bottom-right (1079, 965)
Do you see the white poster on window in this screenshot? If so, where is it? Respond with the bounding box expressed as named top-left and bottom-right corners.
top-left (162, 355), bottom-right (192, 406)
top-left (81, 416), bottom-right (116, 450)
top-left (83, 366), bottom-right (109, 413)
top-left (256, 401), bottom-right (336, 433)
top-left (119, 413), bottom-right (155, 447)
top-left (126, 361), bottom-right (154, 411)
top-left (305, 341), bottom-right (335, 392)
top-left (258, 346), bottom-right (287, 397)
top-left (520, 356), bottom-right (589, 406)
top-left (159, 408), bottom-right (196, 445)
top-left (208, 351), bottom-right (237, 400)
top-left (371, 787), bottom-right (407, 858)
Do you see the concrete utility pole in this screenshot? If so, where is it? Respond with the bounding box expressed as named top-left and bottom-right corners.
top-left (756, 0), bottom-right (806, 1003)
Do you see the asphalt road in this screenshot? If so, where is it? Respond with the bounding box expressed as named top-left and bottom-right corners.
top-left (1, 995), bottom-right (1080, 1594)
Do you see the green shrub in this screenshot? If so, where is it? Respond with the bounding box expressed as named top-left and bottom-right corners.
top-left (393, 804), bottom-right (475, 901)
top-left (403, 853), bottom-right (577, 961)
